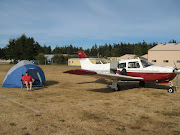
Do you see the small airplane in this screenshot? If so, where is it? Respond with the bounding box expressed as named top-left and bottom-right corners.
top-left (64, 50), bottom-right (180, 93)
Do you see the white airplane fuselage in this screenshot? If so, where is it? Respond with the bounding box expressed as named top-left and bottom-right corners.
top-left (80, 58), bottom-right (177, 82)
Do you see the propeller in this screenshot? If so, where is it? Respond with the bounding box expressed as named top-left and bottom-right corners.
top-left (173, 62), bottom-right (180, 90)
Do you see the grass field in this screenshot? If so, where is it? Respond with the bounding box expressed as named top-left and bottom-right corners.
top-left (0, 65), bottom-right (180, 135)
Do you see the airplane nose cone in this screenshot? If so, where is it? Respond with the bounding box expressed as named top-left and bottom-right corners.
top-left (173, 68), bottom-right (180, 74)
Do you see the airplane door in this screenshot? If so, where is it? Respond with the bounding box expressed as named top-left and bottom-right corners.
top-left (141, 59), bottom-right (154, 81)
top-left (117, 62), bottom-right (126, 74)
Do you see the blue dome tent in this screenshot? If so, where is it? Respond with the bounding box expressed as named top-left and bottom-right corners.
top-left (2, 60), bottom-right (45, 88)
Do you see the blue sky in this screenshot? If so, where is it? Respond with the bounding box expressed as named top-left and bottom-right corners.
top-left (0, 0), bottom-right (180, 49)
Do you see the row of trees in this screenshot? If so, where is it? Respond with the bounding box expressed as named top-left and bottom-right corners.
top-left (84, 42), bottom-right (157, 57)
top-left (0, 34), bottom-right (52, 60)
top-left (0, 34), bottom-right (178, 64)
top-left (53, 45), bottom-right (82, 54)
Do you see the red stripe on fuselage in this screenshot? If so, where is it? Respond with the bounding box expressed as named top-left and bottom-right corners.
top-left (125, 72), bottom-right (176, 81)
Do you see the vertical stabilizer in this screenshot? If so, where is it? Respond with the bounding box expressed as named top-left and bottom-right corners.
top-left (78, 51), bottom-right (93, 69)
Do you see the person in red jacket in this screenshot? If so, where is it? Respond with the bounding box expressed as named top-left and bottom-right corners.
top-left (22, 72), bottom-right (34, 90)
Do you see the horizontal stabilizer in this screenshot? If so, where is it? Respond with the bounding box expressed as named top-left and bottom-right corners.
top-left (64, 69), bottom-right (97, 75)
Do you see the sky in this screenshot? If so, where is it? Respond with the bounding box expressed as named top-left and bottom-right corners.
top-left (0, 0), bottom-right (180, 49)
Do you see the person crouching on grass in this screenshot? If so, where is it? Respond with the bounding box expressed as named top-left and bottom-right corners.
top-left (22, 72), bottom-right (35, 91)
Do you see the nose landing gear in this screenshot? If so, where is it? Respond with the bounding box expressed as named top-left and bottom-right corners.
top-left (168, 81), bottom-right (175, 93)
top-left (168, 87), bottom-right (174, 93)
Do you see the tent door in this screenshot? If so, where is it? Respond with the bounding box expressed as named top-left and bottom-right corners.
top-left (27, 69), bottom-right (42, 85)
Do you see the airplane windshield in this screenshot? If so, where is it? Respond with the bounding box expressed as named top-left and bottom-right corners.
top-left (141, 59), bottom-right (154, 68)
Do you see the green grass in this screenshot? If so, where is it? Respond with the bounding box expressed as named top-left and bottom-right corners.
top-left (174, 130), bottom-right (180, 135)
top-left (162, 111), bottom-right (180, 117)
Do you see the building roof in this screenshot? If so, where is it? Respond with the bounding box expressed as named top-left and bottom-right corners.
top-left (140, 54), bottom-right (148, 60)
top-left (44, 54), bottom-right (54, 57)
top-left (118, 54), bottom-right (136, 59)
top-left (149, 43), bottom-right (180, 51)
top-left (44, 54), bottom-right (54, 61)
top-left (108, 54), bottom-right (136, 60)
top-left (68, 58), bottom-right (101, 60)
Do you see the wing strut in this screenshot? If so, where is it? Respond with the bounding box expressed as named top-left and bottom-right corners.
top-left (111, 79), bottom-right (119, 91)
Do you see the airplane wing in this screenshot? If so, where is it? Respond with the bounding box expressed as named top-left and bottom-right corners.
top-left (64, 69), bottom-right (143, 81)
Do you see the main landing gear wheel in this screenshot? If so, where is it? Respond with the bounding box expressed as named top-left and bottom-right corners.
top-left (167, 87), bottom-right (174, 93)
top-left (117, 84), bottom-right (120, 91)
top-left (139, 81), bottom-right (145, 87)
top-left (114, 84), bottom-right (120, 91)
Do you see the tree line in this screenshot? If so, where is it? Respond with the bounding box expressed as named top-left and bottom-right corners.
top-left (0, 34), bottom-right (178, 64)
top-left (0, 34), bottom-right (51, 60)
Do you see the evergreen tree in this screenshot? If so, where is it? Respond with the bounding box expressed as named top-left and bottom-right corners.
top-left (35, 53), bottom-right (46, 64)
top-left (169, 39), bottom-right (177, 43)
top-left (43, 45), bottom-right (52, 54)
top-left (0, 48), bottom-right (2, 58)
top-left (24, 37), bottom-right (35, 60)
top-left (52, 54), bottom-right (66, 64)
top-left (134, 43), bottom-right (143, 56)
top-left (34, 41), bottom-right (43, 56)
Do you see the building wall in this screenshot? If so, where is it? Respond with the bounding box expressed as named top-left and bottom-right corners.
top-left (44, 54), bottom-right (54, 62)
top-left (0, 59), bottom-right (11, 63)
top-left (68, 59), bottom-right (80, 66)
top-left (89, 59), bottom-right (97, 64)
top-left (148, 50), bottom-right (180, 67)
top-left (68, 58), bottom-right (97, 66)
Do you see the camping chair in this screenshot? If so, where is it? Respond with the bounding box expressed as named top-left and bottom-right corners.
top-left (21, 75), bottom-right (35, 89)
top-left (21, 77), bottom-right (26, 89)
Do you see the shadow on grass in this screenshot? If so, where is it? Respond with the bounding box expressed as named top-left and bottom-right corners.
top-left (24, 80), bottom-right (59, 90)
top-left (77, 78), bottom-right (111, 85)
top-left (77, 78), bottom-right (169, 93)
top-left (44, 80), bottom-right (59, 86)
top-left (33, 80), bottom-right (59, 90)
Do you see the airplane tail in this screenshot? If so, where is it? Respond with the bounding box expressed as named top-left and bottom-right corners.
top-left (78, 50), bottom-right (93, 69)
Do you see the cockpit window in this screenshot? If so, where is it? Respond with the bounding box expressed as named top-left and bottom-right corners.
top-left (141, 59), bottom-right (153, 68)
top-left (118, 63), bottom-right (126, 69)
top-left (128, 61), bottom-right (140, 68)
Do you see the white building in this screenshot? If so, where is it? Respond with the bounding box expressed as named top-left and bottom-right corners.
top-left (148, 43), bottom-right (180, 67)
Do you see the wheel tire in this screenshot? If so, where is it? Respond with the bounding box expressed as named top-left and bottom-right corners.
top-left (168, 87), bottom-right (174, 93)
top-left (117, 84), bottom-right (120, 91)
top-left (139, 81), bottom-right (145, 87)
top-left (113, 85), bottom-right (120, 91)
